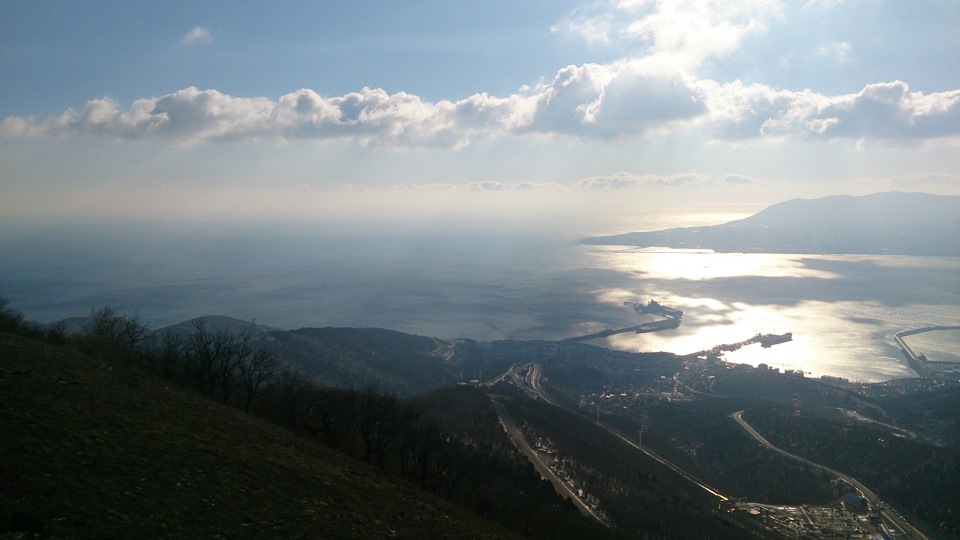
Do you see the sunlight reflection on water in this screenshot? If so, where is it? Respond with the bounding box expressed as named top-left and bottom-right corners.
top-left (2, 207), bottom-right (957, 383)
top-left (576, 249), bottom-right (959, 383)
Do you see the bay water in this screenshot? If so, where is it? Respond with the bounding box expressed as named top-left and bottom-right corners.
top-left (2, 206), bottom-right (957, 383)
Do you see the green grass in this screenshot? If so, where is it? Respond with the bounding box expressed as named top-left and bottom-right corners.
top-left (0, 332), bottom-right (516, 539)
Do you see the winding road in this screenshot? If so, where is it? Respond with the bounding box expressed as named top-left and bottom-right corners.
top-left (731, 410), bottom-right (928, 539)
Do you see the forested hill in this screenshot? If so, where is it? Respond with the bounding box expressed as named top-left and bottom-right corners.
top-left (581, 192), bottom-right (960, 255)
top-left (0, 331), bottom-right (517, 539)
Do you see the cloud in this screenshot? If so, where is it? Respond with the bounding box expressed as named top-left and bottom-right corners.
top-left (3, 77), bottom-right (958, 147)
top-left (524, 60), bottom-right (705, 138)
top-left (578, 172), bottom-right (712, 189)
top-left (183, 26), bottom-right (212, 45)
top-left (578, 172), bottom-right (773, 189)
top-left (805, 81), bottom-right (960, 140)
top-left (553, 0), bottom-right (784, 70)
top-left (0, 86), bottom-right (536, 149)
top-left (391, 181), bottom-right (562, 192)
top-left (551, 8), bottom-right (615, 46)
top-left (804, 0), bottom-right (846, 8)
top-left (721, 174), bottom-right (757, 184)
top-left (697, 79), bottom-right (960, 142)
top-left (882, 173), bottom-right (960, 187)
top-left (818, 41), bottom-right (852, 64)
top-left (621, 0), bottom-right (783, 67)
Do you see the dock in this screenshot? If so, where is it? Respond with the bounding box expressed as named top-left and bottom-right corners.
top-left (563, 318), bottom-right (681, 342)
top-left (690, 332), bottom-right (794, 358)
top-left (895, 325), bottom-right (960, 377)
top-left (564, 299), bottom-right (683, 342)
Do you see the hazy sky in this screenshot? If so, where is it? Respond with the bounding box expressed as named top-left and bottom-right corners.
top-left (2, 0), bottom-right (959, 227)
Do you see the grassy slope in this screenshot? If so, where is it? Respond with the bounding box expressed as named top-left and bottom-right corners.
top-left (0, 332), bottom-right (515, 539)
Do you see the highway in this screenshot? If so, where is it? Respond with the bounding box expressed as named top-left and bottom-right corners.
top-left (490, 397), bottom-right (608, 525)
top-left (511, 362), bottom-right (729, 502)
top-left (593, 420), bottom-right (729, 502)
top-left (732, 411), bottom-right (928, 539)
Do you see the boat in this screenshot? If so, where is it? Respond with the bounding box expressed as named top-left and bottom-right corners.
top-left (757, 332), bottom-right (793, 348)
top-left (631, 300), bottom-right (683, 319)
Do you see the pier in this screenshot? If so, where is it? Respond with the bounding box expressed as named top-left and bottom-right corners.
top-left (895, 325), bottom-right (960, 378)
top-left (690, 332), bottom-right (793, 358)
top-left (563, 318), bottom-right (680, 342)
top-left (564, 299), bottom-right (683, 342)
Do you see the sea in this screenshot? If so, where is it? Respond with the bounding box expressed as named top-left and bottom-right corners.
top-left (2, 205), bottom-right (958, 384)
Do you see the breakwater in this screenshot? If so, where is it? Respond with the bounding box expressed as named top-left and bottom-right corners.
top-left (895, 325), bottom-right (960, 377)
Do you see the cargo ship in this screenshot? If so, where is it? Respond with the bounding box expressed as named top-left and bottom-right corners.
top-left (757, 332), bottom-right (792, 348)
top-left (624, 300), bottom-right (684, 319)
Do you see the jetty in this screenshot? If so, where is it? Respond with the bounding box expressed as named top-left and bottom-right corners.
top-left (565, 299), bottom-right (683, 342)
top-left (564, 318), bottom-right (681, 342)
top-left (690, 332), bottom-right (794, 358)
top-left (895, 325), bottom-right (960, 377)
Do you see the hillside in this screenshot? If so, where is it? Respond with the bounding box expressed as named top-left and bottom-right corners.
top-left (156, 315), bottom-right (282, 336)
top-left (4, 298), bottom-right (955, 538)
top-left (263, 327), bottom-right (466, 396)
top-left (581, 192), bottom-right (960, 255)
top-left (0, 332), bottom-right (516, 539)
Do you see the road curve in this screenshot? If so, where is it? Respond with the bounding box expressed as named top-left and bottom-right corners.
top-left (731, 411), bottom-right (928, 540)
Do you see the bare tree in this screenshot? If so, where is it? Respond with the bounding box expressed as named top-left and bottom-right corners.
top-left (268, 366), bottom-right (314, 431)
top-left (146, 331), bottom-right (186, 382)
top-left (237, 343), bottom-right (281, 412)
top-left (85, 306), bottom-right (150, 364)
top-left (119, 313), bottom-right (151, 363)
top-left (0, 297), bottom-right (25, 332)
top-left (211, 329), bottom-right (239, 403)
top-left (45, 319), bottom-right (68, 344)
top-left (185, 319), bottom-right (217, 396)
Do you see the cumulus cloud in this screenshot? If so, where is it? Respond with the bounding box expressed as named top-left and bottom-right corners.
top-left (696, 79), bottom-right (960, 141)
top-left (0, 54), bottom-right (712, 145)
top-left (2, 0), bottom-right (958, 149)
top-left (183, 25), bottom-right (212, 45)
top-left (0, 86), bottom-right (536, 148)
top-left (804, 81), bottom-right (960, 140)
top-left (523, 60), bottom-right (705, 138)
top-left (3, 77), bottom-right (957, 147)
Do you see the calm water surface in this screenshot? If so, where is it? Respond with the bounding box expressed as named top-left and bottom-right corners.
top-left (2, 207), bottom-right (957, 383)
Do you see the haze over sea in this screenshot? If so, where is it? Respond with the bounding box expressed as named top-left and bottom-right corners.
top-left (2, 205), bottom-right (957, 384)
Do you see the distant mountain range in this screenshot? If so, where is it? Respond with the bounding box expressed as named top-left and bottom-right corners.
top-left (582, 192), bottom-right (960, 255)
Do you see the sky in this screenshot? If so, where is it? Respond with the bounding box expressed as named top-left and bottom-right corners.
top-left (1, 0), bottom-right (959, 230)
